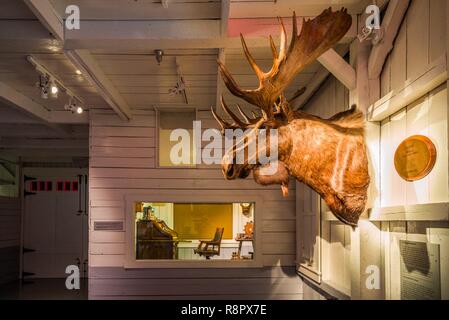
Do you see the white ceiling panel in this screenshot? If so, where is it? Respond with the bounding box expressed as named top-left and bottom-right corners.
top-left (229, 0), bottom-right (379, 18)
top-left (50, 0), bottom-right (221, 20)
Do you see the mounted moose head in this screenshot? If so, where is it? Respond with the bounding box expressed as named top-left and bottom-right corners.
top-left (211, 8), bottom-right (370, 226)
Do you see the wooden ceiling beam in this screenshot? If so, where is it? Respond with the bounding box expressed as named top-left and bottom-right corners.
top-left (63, 15), bottom-right (356, 51)
top-left (291, 66), bottom-right (330, 110)
top-left (0, 82), bottom-right (50, 122)
top-left (23, 0), bottom-right (64, 42)
top-left (318, 49), bottom-right (356, 90)
top-left (65, 50), bottom-right (132, 121)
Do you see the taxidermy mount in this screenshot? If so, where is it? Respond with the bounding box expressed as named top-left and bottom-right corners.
top-left (211, 8), bottom-right (370, 226)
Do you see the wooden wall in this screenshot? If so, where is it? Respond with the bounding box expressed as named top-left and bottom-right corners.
top-left (374, 0), bottom-right (449, 298)
top-left (0, 196), bottom-right (20, 285)
top-left (380, 84), bottom-right (448, 207)
top-left (296, 0), bottom-right (449, 300)
top-left (380, 0), bottom-right (447, 97)
top-left (88, 109), bottom-right (302, 299)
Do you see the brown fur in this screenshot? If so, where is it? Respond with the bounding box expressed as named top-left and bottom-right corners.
top-left (279, 107), bottom-right (370, 226)
top-left (222, 106), bottom-right (370, 226)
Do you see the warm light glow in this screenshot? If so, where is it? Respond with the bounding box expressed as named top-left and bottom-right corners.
top-left (51, 85), bottom-right (58, 95)
top-left (75, 69), bottom-right (82, 75)
top-left (76, 106), bottom-right (83, 114)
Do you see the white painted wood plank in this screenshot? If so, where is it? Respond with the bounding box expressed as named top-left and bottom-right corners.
top-left (428, 85), bottom-right (449, 203)
top-left (90, 157), bottom-right (156, 169)
top-left (91, 126), bottom-right (155, 138)
top-left (406, 0), bottom-right (430, 80)
top-left (89, 177), bottom-right (295, 191)
top-left (390, 22), bottom-right (406, 92)
top-left (89, 188), bottom-right (296, 202)
top-left (429, 0), bottom-right (447, 63)
top-left (406, 96), bottom-right (430, 205)
top-left (91, 147), bottom-right (155, 158)
top-left (388, 109), bottom-right (406, 206)
top-left (91, 137), bottom-right (156, 148)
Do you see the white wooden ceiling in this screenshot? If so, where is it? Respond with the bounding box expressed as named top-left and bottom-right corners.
top-left (0, 0), bottom-right (369, 150)
top-left (93, 50), bottom-right (219, 108)
top-left (50, 0), bottom-right (221, 20)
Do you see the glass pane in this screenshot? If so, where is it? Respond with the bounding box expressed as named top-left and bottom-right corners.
top-left (134, 202), bottom-right (255, 261)
top-left (158, 111), bottom-right (196, 167)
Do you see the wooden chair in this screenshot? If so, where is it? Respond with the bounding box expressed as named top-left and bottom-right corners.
top-left (194, 227), bottom-right (224, 259)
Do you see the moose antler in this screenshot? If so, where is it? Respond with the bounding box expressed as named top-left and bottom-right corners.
top-left (218, 8), bottom-right (352, 120)
top-left (211, 97), bottom-right (264, 134)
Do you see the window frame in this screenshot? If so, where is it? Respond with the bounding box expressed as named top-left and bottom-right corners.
top-left (124, 192), bottom-right (264, 268)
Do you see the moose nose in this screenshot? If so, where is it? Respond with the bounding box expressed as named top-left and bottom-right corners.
top-left (223, 163), bottom-right (235, 180)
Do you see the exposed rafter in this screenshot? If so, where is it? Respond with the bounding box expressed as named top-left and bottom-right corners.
top-left (318, 49), bottom-right (356, 90)
top-left (65, 50), bottom-right (132, 121)
top-left (292, 67), bottom-right (330, 110)
top-left (63, 15), bottom-right (356, 51)
top-left (294, 45), bottom-right (351, 109)
top-left (23, 0), bottom-right (64, 42)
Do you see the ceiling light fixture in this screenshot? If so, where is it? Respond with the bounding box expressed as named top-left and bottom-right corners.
top-left (154, 49), bottom-right (164, 65)
top-left (28, 55), bottom-right (87, 115)
top-left (50, 79), bottom-right (59, 98)
top-left (64, 96), bottom-right (84, 115)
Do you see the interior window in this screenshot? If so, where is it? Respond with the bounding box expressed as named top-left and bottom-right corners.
top-left (134, 202), bottom-right (255, 261)
top-left (158, 110), bottom-right (196, 167)
top-left (0, 158), bottom-right (18, 198)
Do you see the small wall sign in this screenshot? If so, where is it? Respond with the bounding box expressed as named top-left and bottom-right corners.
top-left (94, 221), bottom-right (124, 231)
top-left (394, 135), bottom-right (437, 181)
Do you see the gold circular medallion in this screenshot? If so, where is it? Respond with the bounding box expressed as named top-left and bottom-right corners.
top-left (394, 135), bottom-right (437, 181)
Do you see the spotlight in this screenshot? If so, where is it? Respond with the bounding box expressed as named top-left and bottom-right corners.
top-left (64, 96), bottom-right (85, 115)
top-left (75, 69), bottom-right (82, 75)
top-left (50, 79), bottom-right (58, 98)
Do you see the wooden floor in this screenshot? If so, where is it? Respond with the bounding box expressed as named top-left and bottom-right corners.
top-left (0, 279), bottom-right (88, 300)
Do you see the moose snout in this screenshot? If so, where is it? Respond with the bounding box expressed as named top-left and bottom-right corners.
top-left (222, 163), bottom-right (251, 180)
top-left (222, 163), bottom-right (236, 180)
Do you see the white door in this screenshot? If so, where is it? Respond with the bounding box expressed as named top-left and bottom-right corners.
top-left (23, 168), bottom-right (88, 278)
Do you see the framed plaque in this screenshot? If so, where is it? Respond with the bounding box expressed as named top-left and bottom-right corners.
top-left (394, 135), bottom-right (437, 181)
top-left (400, 240), bottom-right (441, 300)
